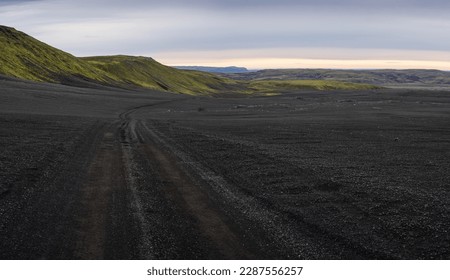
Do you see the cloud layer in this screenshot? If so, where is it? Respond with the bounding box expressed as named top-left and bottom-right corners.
top-left (1, 0), bottom-right (449, 69)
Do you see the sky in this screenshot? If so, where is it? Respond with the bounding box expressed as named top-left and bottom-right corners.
top-left (1, 0), bottom-right (450, 70)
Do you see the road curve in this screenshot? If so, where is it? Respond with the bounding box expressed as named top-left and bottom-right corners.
top-left (85, 102), bottom-right (379, 259)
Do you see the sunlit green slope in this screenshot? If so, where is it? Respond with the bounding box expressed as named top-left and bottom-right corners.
top-left (0, 25), bottom-right (236, 94)
top-left (81, 55), bottom-right (238, 95)
top-left (0, 25), bottom-right (115, 84)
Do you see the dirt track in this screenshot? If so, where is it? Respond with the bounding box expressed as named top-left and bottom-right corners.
top-left (1, 79), bottom-right (449, 259)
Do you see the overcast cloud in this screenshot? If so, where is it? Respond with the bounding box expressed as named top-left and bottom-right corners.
top-left (1, 0), bottom-right (449, 69)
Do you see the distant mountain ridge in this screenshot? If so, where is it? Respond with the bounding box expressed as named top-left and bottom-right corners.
top-left (175, 66), bottom-right (250, 73)
top-left (224, 69), bottom-right (450, 88)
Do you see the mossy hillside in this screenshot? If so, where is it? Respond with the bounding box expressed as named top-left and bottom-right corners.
top-left (81, 55), bottom-right (239, 95)
top-left (0, 26), bottom-right (115, 83)
top-left (0, 25), bottom-right (236, 94)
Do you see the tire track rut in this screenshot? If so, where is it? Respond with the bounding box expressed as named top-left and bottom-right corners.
top-left (133, 121), bottom-right (252, 259)
top-left (118, 102), bottom-right (252, 259)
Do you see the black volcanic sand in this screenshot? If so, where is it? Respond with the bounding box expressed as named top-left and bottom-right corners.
top-left (0, 78), bottom-right (449, 259)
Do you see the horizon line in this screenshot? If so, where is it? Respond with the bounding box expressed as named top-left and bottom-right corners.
top-left (169, 65), bottom-right (450, 72)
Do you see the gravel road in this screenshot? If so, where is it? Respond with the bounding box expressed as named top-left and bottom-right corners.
top-left (1, 79), bottom-right (449, 259)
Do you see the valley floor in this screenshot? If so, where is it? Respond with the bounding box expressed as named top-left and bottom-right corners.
top-left (0, 79), bottom-right (449, 259)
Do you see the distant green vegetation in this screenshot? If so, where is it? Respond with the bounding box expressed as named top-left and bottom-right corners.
top-left (0, 25), bottom-right (382, 95)
top-left (249, 80), bottom-right (380, 92)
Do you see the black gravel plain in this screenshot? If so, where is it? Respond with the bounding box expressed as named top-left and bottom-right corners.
top-left (1, 78), bottom-right (449, 259)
